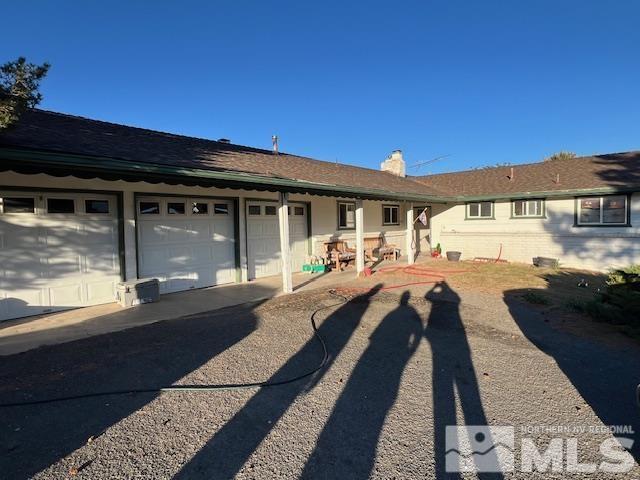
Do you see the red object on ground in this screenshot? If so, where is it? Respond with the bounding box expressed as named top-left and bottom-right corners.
top-left (336, 263), bottom-right (471, 294)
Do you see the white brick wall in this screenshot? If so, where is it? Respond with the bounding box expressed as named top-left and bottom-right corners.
top-left (430, 194), bottom-right (640, 271)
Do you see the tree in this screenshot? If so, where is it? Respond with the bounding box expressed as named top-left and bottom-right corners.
top-left (544, 151), bottom-right (577, 162)
top-left (0, 57), bottom-right (50, 129)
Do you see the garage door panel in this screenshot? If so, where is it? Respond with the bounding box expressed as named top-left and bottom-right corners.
top-left (0, 223), bottom-right (42, 249)
top-left (141, 223), bottom-right (167, 244)
top-left (86, 280), bottom-right (117, 303)
top-left (213, 221), bottom-right (232, 238)
top-left (85, 250), bottom-right (119, 274)
top-left (49, 283), bottom-right (84, 306)
top-left (0, 289), bottom-right (49, 321)
top-left (0, 251), bottom-right (44, 280)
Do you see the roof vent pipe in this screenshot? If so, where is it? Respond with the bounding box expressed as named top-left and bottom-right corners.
top-left (509, 167), bottom-right (514, 181)
top-left (272, 135), bottom-right (279, 154)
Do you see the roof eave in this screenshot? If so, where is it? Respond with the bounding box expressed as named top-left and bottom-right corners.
top-left (0, 147), bottom-right (449, 203)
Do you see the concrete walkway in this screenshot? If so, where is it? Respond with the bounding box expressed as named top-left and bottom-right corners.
top-left (0, 269), bottom-right (352, 356)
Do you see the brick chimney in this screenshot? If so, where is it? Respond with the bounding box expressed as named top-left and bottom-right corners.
top-left (380, 150), bottom-right (406, 177)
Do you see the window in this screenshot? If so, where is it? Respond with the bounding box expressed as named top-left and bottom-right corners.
top-left (382, 205), bottom-right (399, 225)
top-left (192, 202), bottom-right (208, 215)
top-left (2, 197), bottom-right (35, 213)
top-left (85, 199), bottom-right (110, 214)
top-left (467, 201), bottom-right (493, 219)
top-left (577, 195), bottom-right (628, 226)
top-left (248, 205), bottom-right (261, 215)
top-left (512, 199), bottom-right (544, 218)
top-left (140, 201), bottom-right (160, 214)
top-left (167, 202), bottom-right (185, 214)
top-left (47, 198), bottom-right (75, 214)
top-left (294, 206), bottom-right (305, 216)
top-left (214, 203), bottom-right (229, 215)
top-left (338, 201), bottom-right (356, 229)
top-left (264, 205), bottom-right (277, 216)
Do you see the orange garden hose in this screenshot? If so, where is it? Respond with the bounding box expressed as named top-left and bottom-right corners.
top-left (335, 263), bottom-right (473, 293)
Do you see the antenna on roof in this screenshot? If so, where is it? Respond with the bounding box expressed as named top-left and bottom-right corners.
top-left (409, 154), bottom-right (451, 171)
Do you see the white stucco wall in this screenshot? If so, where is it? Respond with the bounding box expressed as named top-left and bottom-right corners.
top-left (430, 195), bottom-right (640, 271)
top-left (0, 171), bottom-right (411, 282)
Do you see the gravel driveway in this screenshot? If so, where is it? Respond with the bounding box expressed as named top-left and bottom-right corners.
top-left (1, 282), bottom-right (639, 479)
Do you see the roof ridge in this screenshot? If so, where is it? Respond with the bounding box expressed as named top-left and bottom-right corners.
top-left (415, 150), bottom-right (640, 180)
top-left (30, 108), bottom-right (429, 182)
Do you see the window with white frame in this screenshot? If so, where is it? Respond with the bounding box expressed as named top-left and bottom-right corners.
top-left (513, 199), bottom-right (544, 218)
top-left (577, 195), bottom-right (628, 225)
top-left (338, 201), bottom-right (356, 229)
top-left (466, 201), bottom-right (493, 219)
top-left (382, 205), bottom-right (399, 225)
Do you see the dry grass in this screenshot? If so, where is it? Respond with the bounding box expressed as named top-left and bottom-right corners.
top-left (403, 258), bottom-right (607, 305)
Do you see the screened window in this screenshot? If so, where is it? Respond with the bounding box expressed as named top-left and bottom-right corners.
top-left (47, 198), bottom-right (75, 214)
top-left (577, 195), bottom-right (628, 225)
top-left (2, 197), bottom-right (35, 213)
top-left (338, 201), bottom-right (356, 229)
top-left (264, 205), bottom-right (277, 216)
top-left (383, 205), bottom-right (399, 225)
top-left (248, 205), bottom-right (261, 215)
top-left (85, 199), bottom-right (110, 214)
top-left (214, 203), bottom-right (229, 215)
top-left (467, 201), bottom-right (493, 219)
top-left (513, 199), bottom-right (544, 218)
top-left (167, 202), bottom-right (185, 214)
top-left (192, 202), bottom-right (208, 214)
top-left (140, 201), bottom-right (160, 214)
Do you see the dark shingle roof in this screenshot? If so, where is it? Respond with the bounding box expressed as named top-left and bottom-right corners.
top-left (0, 109), bottom-right (443, 197)
top-left (414, 151), bottom-right (640, 197)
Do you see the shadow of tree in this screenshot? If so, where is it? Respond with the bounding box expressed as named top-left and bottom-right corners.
top-left (174, 285), bottom-right (383, 479)
top-left (0, 302), bottom-right (260, 479)
top-left (504, 282), bottom-right (640, 461)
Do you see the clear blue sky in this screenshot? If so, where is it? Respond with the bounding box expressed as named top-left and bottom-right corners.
top-left (3, 1), bottom-right (639, 174)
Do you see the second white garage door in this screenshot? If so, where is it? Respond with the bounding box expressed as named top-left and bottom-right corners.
top-left (137, 197), bottom-right (236, 294)
top-left (246, 201), bottom-right (308, 279)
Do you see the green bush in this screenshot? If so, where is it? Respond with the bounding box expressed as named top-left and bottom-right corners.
top-left (583, 265), bottom-right (640, 326)
top-left (523, 291), bottom-right (552, 305)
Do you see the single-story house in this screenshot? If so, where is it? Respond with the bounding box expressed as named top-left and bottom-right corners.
top-left (0, 109), bottom-right (638, 321)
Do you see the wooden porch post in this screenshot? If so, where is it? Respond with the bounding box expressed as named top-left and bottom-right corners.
top-left (355, 198), bottom-right (365, 274)
top-left (406, 203), bottom-right (415, 265)
top-left (278, 192), bottom-right (293, 293)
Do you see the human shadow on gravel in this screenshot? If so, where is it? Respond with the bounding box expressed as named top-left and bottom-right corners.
top-left (425, 282), bottom-right (504, 479)
top-left (299, 290), bottom-right (422, 478)
top-left (504, 289), bottom-right (640, 461)
top-left (0, 303), bottom-right (259, 480)
top-left (174, 285), bottom-right (383, 480)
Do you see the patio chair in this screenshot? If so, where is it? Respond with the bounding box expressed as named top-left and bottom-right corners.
top-left (323, 240), bottom-right (357, 272)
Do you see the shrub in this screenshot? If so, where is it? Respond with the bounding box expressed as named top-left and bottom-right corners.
top-left (581, 265), bottom-right (640, 326)
top-left (523, 290), bottom-right (551, 305)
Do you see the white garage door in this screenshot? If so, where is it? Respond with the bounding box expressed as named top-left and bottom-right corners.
top-left (0, 191), bottom-right (121, 321)
top-left (246, 201), bottom-right (308, 279)
top-left (137, 196), bottom-right (236, 294)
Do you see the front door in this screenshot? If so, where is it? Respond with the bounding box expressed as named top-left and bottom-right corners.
top-left (413, 206), bottom-right (431, 256)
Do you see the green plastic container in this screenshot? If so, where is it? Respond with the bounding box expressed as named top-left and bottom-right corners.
top-left (302, 264), bottom-right (327, 273)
